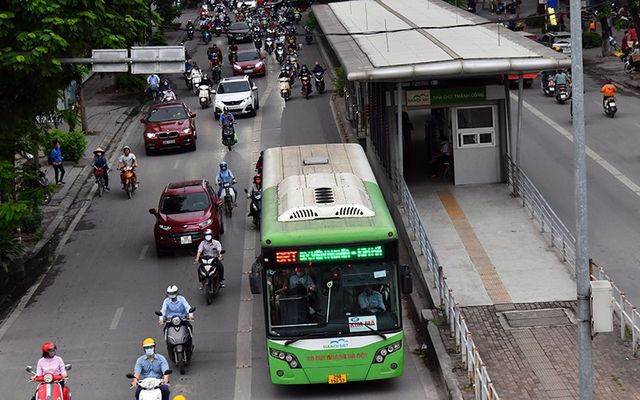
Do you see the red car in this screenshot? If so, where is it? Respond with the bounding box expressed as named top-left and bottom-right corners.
top-left (232, 50), bottom-right (266, 77)
top-left (141, 102), bottom-right (197, 155)
top-left (148, 180), bottom-right (224, 256)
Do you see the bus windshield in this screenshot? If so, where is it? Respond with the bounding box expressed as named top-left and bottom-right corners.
top-left (266, 262), bottom-right (400, 338)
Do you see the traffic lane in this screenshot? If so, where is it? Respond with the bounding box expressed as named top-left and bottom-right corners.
top-left (515, 94), bottom-right (640, 305)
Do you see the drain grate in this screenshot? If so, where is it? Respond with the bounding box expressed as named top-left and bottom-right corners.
top-left (499, 308), bottom-right (575, 329)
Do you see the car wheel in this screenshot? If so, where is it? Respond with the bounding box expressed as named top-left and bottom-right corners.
top-left (190, 141), bottom-right (197, 152)
top-left (145, 146), bottom-right (154, 156)
top-left (255, 100), bottom-right (260, 110)
top-left (156, 245), bottom-right (169, 257)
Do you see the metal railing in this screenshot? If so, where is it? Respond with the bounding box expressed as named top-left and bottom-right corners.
top-left (397, 176), bottom-right (500, 400)
top-left (506, 155), bottom-right (640, 356)
top-left (505, 155), bottom-right (577, 274)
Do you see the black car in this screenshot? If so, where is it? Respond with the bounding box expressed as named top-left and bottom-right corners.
top-left (227, 22), bottom-right (252, 44)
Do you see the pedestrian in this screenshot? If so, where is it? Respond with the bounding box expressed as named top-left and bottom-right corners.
top-left (49, 140), bottom-right (65, 184)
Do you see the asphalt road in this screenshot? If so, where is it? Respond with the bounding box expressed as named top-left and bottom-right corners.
top-left (513, 71), bottom-right (640, 305)
top-left (0, 22), bottom-right (444, 400)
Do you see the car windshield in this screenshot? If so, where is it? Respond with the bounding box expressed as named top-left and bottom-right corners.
top-left (160, 192), bottom-right (210, 214)
top-left (266, 262), bottom-right (400, 338)
top-left (148, 106), bottom-right (187, 122)
top-left (217, 81), bottom-right (251, 94)
top-left (230, 23), bottom-right (248, 31)
top-left (237, 52), bottom-right (260, 62)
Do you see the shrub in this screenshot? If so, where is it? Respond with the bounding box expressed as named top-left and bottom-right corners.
top-left (20, 208), bottom-right (42, 233)
top-left (582, 31), bottom-right (602, 48)
top-left (114, 73), bottom-right (147, 92)
top-left (148, 31), bottom-right (168, 46)
top-left (335, 65), bottom-right (346, 97)
top-left (305, 11), bottom-right (317, 31)
top-left (42, 129), bottom-right (87, 161)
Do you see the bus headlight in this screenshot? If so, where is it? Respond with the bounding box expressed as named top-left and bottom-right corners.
top-left (269, 348), bottom-right (301, 369)
top-left (372, 340), bottom-right (402, 364)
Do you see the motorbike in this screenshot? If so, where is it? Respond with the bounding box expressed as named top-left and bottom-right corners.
top-left (154, 309), bottom-right (196, 374)
top-left (254, 37), bottom-right (263, 51)
top-left (192, 73), bottom-right (202, 95)
top-left (126, 370), bottom-right (172, 400)
top-left (214, 24), bottom-right (223, 37)
top-left (23, 163), bottom-right (52, 205)
top-left (120, 166), bottom-right (136, 199)
top-left (212, 64), bottom-right (222, 83)
top-left (187, 26), bottom-right (194, 40)
top-left (244, 188), bottom-right (262, 228)
top-left (202, 30), bottom-right (212, 44)
top-left (555, 84), bottom-right (569, 104)
top-left (604, 96), bottom-right (617, 118)
top-left (314, 71), bottom-right (325, 94)
top-left (198, 251), bottom-right (226, 304)
top-left (301, 75), bottom-right (312, 99)
top-left (198, 85), bottom-right (211, 109)
top-left (279, 77), bottom-right (291, 101)
top-left (275, 47), bottom-right (286, 64)
top-left (26, 364), bottom-right (71, 400)
top-left (542, 77), bottom-right (556, 97)
top-left (623, 52), bottom-right (640, 74)
top-left (265, 37), bottom-right (274, 54)
top-left (222, 124), bottom-right (236, 151)
top-left (294, 11), bottom-right (302, 24)
top-left (184, 71), bottom-right (193, 90)
top-left (221, 181), bottom-right (236, 217)
top-left (161, 89), bottom-right (177, 103)
top-left (229, 50), bottom-right (238, 64)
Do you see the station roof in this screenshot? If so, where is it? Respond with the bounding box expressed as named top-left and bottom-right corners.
top-left (312, 0), bottom-right (571, 82)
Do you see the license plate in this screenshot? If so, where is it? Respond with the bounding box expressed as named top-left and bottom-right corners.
top-left (327, 374), bottom-right (347, 384)
top-left (244, 69), bottom-right (253, 73)
top-left (180, 236), bottom-right (192, 245)
top-left (164, 139), bottom-right (176, 144)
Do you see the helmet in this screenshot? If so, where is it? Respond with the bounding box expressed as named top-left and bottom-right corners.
top-left (142, 338), bottom-right (156, 348)
top-left (301, 64), bottom-right (308, 71)
top-left (166, 285), bottom-right (179, 299)
top-left (93, 147), bottom-right (104, 154)
top-left (173, 396), bottom-right (188, 400)
top-left (254, 174), bottom-right (262, 184)
top-left (123, 146), bottom-right (131, 152)
top-left (223, 107), bottom-right (229, 112)
top-left (204, 228), bottom-right (214, 241)
top-left (41, 342), bottom-right (56, 353)
top-left (219, 160), bottom-right (227, 170)
top-left (315, 61), bottom-right (320, 66)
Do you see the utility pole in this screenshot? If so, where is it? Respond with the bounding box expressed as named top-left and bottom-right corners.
top-left (569, 0), bottom-right (593, 397)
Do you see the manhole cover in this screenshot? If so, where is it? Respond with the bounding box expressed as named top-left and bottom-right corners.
top-left (499, 308), bottom-right (575, 329)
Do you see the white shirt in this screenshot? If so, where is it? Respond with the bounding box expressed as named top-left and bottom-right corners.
top-left (198, 239), bottom-right (222, 257)
top-left (118, 153), bottom-right (137, 167)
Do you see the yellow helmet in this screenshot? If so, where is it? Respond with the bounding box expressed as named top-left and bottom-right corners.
top-left (173, 396), bottom-right (187, 400)
top-left (142, 338), bottom-right (156, 347)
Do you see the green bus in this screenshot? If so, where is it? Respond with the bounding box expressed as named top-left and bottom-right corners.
top-left (252, 143), bottom-right (412, 385)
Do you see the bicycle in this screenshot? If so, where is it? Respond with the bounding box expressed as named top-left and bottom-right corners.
top-left (94, 166), bottom-right (106, 197)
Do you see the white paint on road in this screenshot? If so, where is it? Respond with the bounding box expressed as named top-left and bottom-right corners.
top-left (513, 93), bottom-right (640, 197)
top-left (173, 159), bottom-right (180, 169)
top-left (109, 307), bottom-right (124, 330)
top-left (634, 122), bottom-right (640, 129)
top-left (138, 244), bottom-right (149, 260)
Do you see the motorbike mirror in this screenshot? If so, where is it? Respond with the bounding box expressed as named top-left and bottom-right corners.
top-left (126, 373), bottom-right (135, 379)
top-left (220, 249), bottom-right (226, 255)
top-left (244, 188), bottom-right (249, 193)
top-left (190, 112), bottom-right (197, 118)
top-left (164, 369), bottom-right (173, 375)
top-left (154, 311), bottom-right (162, 316)
top-left (189, 307), bottom-right (196, 313)
top-left (65, 364), bottom-right (72, 371)
top-left (148, 208), bottom-right (158, 216)
top-left (26, 366), bottom-right (33, 372)
top-left (211, 90), bottom-right (216, 94)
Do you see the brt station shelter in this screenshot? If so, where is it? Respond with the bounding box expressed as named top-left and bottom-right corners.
top-left (313, 0), bottom-right (571, 186)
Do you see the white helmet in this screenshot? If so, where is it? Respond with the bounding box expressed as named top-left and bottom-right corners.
top-left (204, 229), bottom-right (214, 241)
top-left (166, 285), bottom-right (179, 299)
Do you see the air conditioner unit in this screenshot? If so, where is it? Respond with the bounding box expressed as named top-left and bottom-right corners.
top-left (590, 280), bottom-right (613, 333)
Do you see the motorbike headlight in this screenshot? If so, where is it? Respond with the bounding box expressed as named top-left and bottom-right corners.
top-left (198, 218), bottom-right (212, 228)
top-left (158, 224), bottom-right (172, 231)
top-left (146, 132), bottom-right (156, 139)
top-left (43, 374), bottom-right (54, 383)
top-left (171, 316), bottom-right (181, 325)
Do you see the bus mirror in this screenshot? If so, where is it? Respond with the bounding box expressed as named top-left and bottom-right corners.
top-left (249, 256), bottom-right (263, 294)
top-left (400, 265), bottom-right (413, 295)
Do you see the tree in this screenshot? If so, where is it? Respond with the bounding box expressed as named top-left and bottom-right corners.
top-left (153, 0), bottom-right (182, 28)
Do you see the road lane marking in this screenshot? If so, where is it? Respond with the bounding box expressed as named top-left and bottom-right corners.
top-left (109, 307), bottom-right (124, 330)
top-left (511, 93), bottom-right (640, 197)
top-left (138, 245), bottom-right (149, 260)
top-left (635, 122), bottom-right (640, 129)
top-left (173, 159), bottom-right (180, 169)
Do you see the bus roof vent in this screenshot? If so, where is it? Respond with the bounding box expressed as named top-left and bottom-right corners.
top-left (303, 156), bottom-right (329, 166)
top-left (277, 173), bottom-right (375, 222)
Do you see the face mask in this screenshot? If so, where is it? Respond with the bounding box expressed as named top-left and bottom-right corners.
top-left (145, 347), bottom-right (155, 356)
top-left (205, 235), bottom-right (213, 242)
top-left (169, 294), bottom-right (178, 301)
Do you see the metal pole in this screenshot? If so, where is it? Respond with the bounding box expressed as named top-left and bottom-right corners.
top-left (514, 74), bottom-right (523, 196)
top-left (397, 81), bottom-right (404, 187)
top-left (569, 0), bottom-right (593, 395)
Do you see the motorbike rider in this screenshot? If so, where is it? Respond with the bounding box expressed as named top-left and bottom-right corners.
top-left (160, 79), bottom-right (171, 92)
top-left (117, 146), bottom-right (138, 190)
top-left (601, 78), bottom-right (617, 107)
top-left (219, 108), bottom-right (237, 143)
top-left (312, 61), bottom-right (325, 75)
top-left (131, 338), bottom-right (171, 400)
top-left (34, 342), bottom-right (69, 399)
top-left (207, 43), bottom-right (223, 63)
top-left (200, 73), bottom-right (213, 89)
top-left (92, 147), bottom-right (110, 191)
top-left (191, 63), bottom-right (203, 82)
top-left (215, 160), bottom-right (237, 203)
top-left (553, 69), bottom-right (570, 89)
top-left (247, 174), bottom-right (262, 219)
top-left (146, 73), bottom-right (161, 98)
top-left (159, 285), bottom-right (194, 329)
top-left (298, 64), bottom-right (312, 93)
top-left (194, 229), bottom-right (225, 288)
top-left (255, 151), bottom-right (263, 174)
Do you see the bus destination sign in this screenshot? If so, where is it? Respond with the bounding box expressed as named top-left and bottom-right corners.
top-left (275, 245), bottom-right (384, 264)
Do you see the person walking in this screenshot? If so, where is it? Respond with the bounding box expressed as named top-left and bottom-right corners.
top-left (50, 141), bottom-right (65, 184)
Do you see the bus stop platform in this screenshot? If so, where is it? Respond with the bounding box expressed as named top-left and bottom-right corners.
top-left (405, 181), bottom-right (640, 399)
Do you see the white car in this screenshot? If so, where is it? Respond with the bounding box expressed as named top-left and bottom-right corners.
top-left (213, 76), bottom-right (259, 119)
top-left (236, 0), bottom-right (257, 9)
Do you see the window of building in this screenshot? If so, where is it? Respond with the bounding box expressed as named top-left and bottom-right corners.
top-left (455, 106), bottom-right (496, 149)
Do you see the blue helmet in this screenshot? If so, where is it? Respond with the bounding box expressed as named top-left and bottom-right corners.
top-left (220, 161), bottom-right (227, 171)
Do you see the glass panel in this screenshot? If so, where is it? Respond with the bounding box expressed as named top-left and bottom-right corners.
top-left (266, 262), bottom-right (400, 338)
top-left (457, 107), bottom-right (493, 129)
top-left (462, 134), bottom-right (477, 145)
top-left (479, 133), bottom-right (493, 144)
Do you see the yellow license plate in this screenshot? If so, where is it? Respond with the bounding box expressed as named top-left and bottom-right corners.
top-left (328, 374), bottom-right (347, 384)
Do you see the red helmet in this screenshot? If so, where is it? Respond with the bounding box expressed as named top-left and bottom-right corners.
top-left (41, 342), bottom-right (56, 357)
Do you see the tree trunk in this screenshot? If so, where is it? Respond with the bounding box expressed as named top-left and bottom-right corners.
top-left (600, 16), bottom-right (611, 56)
top-left (79, 81), bottom-right (89, 133)
top-left (629, 0), bottom-right (640, 31)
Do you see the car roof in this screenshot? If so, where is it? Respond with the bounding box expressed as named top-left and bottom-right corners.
top-left (149, 102), bottom-right (185, 110)
top-left (164, 180), bottom-right (208, 194)
top-left (230, 22), bottom-right (249, 28)
top-left (220, 75), bottom-right (250, 82)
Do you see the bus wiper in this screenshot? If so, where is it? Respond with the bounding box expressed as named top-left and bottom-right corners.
top-left (284, 331), bottom-right (328, 346)
top-left (360, 320), bottom-right (387, 340)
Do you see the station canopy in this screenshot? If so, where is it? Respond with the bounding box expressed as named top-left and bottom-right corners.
top-left (312, 0), bottom-right (571, 82)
